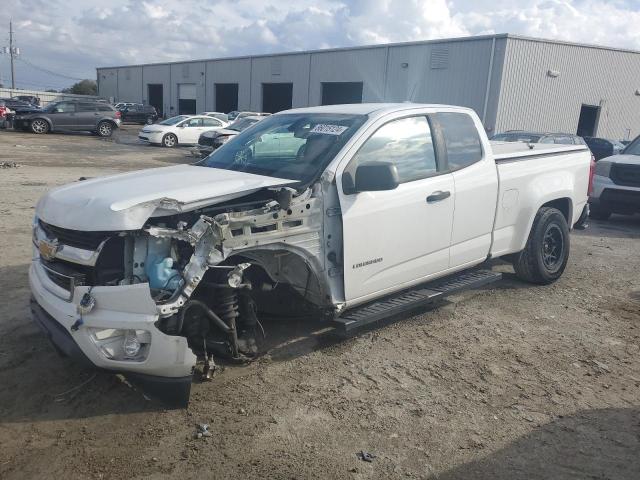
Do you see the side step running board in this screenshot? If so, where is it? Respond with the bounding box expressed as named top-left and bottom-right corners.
top-left (332, 269), bottom-right (502, 335)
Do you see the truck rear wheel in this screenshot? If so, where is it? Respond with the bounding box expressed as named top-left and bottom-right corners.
top-left (513, 207), bottom-right (570, 285)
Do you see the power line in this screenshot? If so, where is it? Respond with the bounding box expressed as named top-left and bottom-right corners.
top-left (17, 57), bottom-right (86, 81)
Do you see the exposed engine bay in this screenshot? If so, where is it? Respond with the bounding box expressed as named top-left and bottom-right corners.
top-left (36, 181), bottom-right (343, 378)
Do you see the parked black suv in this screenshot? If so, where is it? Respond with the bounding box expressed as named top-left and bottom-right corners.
top-left (120, 104), bottom-right (158, 124)
top-left (13, 100), bottom-right (121, 137)
top-left (583, 137), bottom-right (625, 161)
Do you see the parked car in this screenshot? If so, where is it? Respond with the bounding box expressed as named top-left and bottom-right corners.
top-left (196, 115), bottom-right (263, 157)
top-left (200, 111), bottom-right (229, 123)
top-left (114, 102), bottom-right (136, 110)
top-left (138, 115), bottom-right (226, 147)
top-left (29, 103), bottom-right (592, 405)
top-left (120, 104), bottom-right (158, 124)
top-left (589, 135), bottom-right (640, 219)
top-left (227, 111), bottom-right (270, 121)
top-left (0, 97), bottom-right (41, 114)
top-left (0, 100), bottom-right (12, 129)
top-left (13, 100), bottom-right (121, 137)
top-left (12, 95), bottom-right (40, 106)
top-left (583, 137), bottom-right (626, 161)
top-left (491, 130), bottom-right (586, 145)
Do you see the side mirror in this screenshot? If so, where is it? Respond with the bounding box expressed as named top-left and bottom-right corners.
top-left (178, 123), bottom-right (186, 128)
top-left (354, 162), bottom-right (399, 192)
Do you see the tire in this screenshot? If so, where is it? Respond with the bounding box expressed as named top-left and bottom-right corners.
top-left (145, 116), bottom-right (154, 125)
top-left (162, 133), bottom-right (178, 148)
top-left (588, 204), bottom-right (611, 221)
top-left (513, 207), bottom-right (570, 285)
top-left (30, 119), bottom-right (49, 134)
top-left (96, 121), bottom-right (114, 137)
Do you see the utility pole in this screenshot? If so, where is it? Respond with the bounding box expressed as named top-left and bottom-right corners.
top-left (9, 20), bottom-right (15, 88)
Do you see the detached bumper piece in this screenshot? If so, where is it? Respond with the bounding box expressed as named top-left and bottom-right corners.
top-left (333, 269), bottom-right (502, 335)
top-left (30, 297), bottom-right (192, 408)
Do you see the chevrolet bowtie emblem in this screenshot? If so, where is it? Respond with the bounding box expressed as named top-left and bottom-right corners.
top-left (38, 239), bottom-right (59, 261)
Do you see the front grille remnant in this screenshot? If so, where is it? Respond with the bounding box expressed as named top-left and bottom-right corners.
top-left (39, 220), bottom-right (116, 250)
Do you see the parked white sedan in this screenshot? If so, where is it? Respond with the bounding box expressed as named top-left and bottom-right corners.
top-left (139, 115), bottom-right (228, 147)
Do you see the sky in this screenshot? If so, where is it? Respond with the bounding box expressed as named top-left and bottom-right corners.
top-left (1, 0), bottom-right (639, 91)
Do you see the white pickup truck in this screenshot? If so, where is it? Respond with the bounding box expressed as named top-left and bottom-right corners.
top-left (29, 103), bottom-right (592, 406)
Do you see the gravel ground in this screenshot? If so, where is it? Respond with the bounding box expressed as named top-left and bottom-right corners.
top-left (0, 126), bottom-right (639, 479)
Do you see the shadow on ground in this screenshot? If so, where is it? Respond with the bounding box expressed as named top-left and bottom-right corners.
top-left (437, 407), bottom-right (640, 480)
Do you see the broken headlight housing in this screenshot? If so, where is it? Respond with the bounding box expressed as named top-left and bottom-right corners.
top-left (88, 328), bottom-right (151, 362)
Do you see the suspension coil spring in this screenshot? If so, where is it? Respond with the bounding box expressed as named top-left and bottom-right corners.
top-left (214, 288), bottom-right (240, 358)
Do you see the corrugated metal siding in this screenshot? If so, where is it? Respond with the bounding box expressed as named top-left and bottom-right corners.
top-left (385, 38), bottom-right (504, 131)
top-left (169, 62), bottom-right (205, 114)
top-left (309, 47), bottom-right (388, 104)
top-left (250, 53), bottom-right (311, 110)
top-left (97, 69), bottom-right (118, 101)
top-left (98, 36), bottom-right (504, 117)
top-left (497, 37), bottom-right (640, 140)
top-left (205, 58), bottom-right (251, 111)
top-left (141, 64), bottom-right (170, 114)
top-left (116, 66), bottom-right (143, 103)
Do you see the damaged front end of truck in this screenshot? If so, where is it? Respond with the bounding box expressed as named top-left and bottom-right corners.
top-left (30, 111), bottom-right (364, 406)
top-left (32, 182), bottom-right (338, 406)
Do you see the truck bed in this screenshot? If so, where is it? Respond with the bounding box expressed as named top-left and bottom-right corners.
top-left (489, 141), bottom-right (591, 258)
top-left (490, 141), bottom-right (588, 162)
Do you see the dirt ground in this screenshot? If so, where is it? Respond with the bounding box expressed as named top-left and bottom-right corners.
top-left (0, 125), bottom-right (639, 480)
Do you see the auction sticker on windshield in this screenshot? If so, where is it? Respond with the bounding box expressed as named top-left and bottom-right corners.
top-left (310, 124), bottom-right (349, 135)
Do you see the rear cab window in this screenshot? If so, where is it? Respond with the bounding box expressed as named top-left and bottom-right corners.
top-left (431, 112), bottom-right (483, 171)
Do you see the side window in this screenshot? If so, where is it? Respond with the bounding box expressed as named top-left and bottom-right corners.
top-left (77, 103), bottom-right (97, 112)
top-left (539, 136), bottom-right (555, 144)
top-left (184, 118), bottom-right (203, 127)
top-left (202, 118), bottom-right (221, 127)
top-left (433, 112), bottom-right (482, 170)
top-left (350, 116), bottom-right (437, 184)
top-left (55, 102), bottom-right (76, 113)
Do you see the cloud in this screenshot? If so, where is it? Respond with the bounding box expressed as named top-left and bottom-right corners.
top-left (0, 0), bottom-right (639, 90)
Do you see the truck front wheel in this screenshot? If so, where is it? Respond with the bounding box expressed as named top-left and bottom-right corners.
top-left (513, 207), bottom-right (570, 285)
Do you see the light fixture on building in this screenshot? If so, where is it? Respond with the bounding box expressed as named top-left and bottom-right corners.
top-left (400, 62), bottom-right (409, 69)
top-left (547, 69), bottom-right (560, 78)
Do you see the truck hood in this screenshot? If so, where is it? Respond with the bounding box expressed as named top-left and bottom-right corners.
top-left (36, 165), bottom-right (296, 231)
top-left (605, 153), bottom-right (640, 165)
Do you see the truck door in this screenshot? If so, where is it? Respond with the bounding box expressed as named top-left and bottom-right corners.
top-left (338, 115), bottom-right (455, 304)
top-left (431, 112), bottom-right (498, 268)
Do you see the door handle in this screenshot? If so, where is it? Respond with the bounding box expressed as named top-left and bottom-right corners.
top-left (426, 190), bottom-right (451, 203)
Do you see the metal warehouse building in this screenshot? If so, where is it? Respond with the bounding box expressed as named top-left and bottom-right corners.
top-left (97, 33), bottom-right (640, 140)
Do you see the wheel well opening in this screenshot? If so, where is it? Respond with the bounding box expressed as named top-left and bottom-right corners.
top-left (542, 198), bottom-right (571, 223)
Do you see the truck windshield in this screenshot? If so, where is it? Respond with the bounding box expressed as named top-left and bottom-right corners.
top-left (198, 113), bottom-right (367, 183)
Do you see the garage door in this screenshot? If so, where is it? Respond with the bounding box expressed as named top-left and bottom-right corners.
top-left (262, 83), bottom-right (293, 114)
top-left (178, 83), bottom-right (197, 115)
top-left (321, 82), bottom-right (363, 105)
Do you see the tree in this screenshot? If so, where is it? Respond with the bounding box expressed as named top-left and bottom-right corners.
top-left (62, 79), bottom-right (97, 96)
